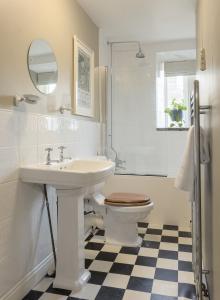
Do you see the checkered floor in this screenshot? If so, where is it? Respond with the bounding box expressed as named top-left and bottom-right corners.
top-left (23, 223), bottom-right (196, 300)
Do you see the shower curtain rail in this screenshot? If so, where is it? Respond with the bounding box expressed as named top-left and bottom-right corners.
top-left (191, 80), bottom-right (211, 299)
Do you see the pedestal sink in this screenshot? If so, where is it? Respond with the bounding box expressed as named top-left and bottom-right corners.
top-left (20, 158), bottom-right (115, 291)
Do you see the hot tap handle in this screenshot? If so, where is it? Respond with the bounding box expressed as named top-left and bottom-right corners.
top-left (45, 147), bottom-right (53, 153)
top-left (58, 146), bottom-right (66, 150)
top-left (45, 148), bottom-right (53, 165)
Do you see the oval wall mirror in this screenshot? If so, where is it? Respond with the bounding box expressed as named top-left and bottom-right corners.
top-left (27, 39), bottom-right (58, 94)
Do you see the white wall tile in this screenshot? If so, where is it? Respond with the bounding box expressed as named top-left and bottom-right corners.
top-left (0, 148), bottom-right (19, 183)
top-left (0, 109), bottom-right (101, 298)
top-left (109, 43), bottom-right (189, 177)
top-left (0, 110), bottom-right (19, 148)
top-left (17, 112), bottom-right (38, 147)
top-left (19, 146), bottom-right (38, 166)
top-left (59, 117), bottom-right (79, 144)
top-left (0, 218), bottom-right (11, 260)
top-left (0, 181), bottom-right (18, 222)
top-left (37, 115), bottom-right (62, 145)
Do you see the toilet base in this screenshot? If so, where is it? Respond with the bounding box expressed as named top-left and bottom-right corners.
top-left (105, 210), bottom-right (143, 247)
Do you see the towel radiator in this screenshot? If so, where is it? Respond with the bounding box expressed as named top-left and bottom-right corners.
top-left (191, 80), bottom-right (211, 299)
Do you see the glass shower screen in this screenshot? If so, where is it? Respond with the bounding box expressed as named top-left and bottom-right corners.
top-left (107, 44), bottom-right (169, 176)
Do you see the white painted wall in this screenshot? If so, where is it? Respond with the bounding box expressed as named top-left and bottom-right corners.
top-left (0, 0), bottom-right (100, 298)
top-left (99, 29), bottom-right (109, 67)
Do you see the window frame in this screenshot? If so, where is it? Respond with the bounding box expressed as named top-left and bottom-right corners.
top-left (156, 60), bottom-right (196, 131)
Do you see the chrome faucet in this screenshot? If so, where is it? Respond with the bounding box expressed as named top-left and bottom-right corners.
top-left (45, 148), bottom-right (60, 165)
top-left (115, 157), bottom-right (126, 170)
top-left (58, 146), bottom-right (65, 162)
top-left (59, 106), bottom-right (72, 114)
top-left (58, 146), bottom-right (72, 162)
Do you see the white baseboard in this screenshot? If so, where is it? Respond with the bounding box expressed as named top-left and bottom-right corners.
top-left (0, 254), bottom-right (53, 300)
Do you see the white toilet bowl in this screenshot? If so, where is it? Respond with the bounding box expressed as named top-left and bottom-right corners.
top-left (91, 193), bottom-right (154, 247)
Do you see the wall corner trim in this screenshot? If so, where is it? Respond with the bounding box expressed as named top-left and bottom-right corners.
top-left (0, 254), bottom-right (53, 300)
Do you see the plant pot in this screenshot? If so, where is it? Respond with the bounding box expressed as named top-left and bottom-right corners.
top-left (169, 109), bottom-right (183, 122)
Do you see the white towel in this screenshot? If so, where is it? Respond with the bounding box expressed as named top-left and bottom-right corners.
top-left (174, 125), bottom-right (210, 193)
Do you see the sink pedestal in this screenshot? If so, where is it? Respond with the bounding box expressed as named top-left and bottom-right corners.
top-left (20, 159), bottom-right (115, 291)
top-left (53, 188), bottom-right (91, 291)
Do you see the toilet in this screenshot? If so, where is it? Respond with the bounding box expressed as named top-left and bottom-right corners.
top-left (91, 192), bottom-right (154, 247)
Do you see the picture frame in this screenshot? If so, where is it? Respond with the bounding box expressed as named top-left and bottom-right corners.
top-left (73, 36), bottom-right (94, 117)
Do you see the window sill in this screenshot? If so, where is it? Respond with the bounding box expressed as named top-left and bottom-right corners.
top-left (156, 127), bottom-right (189, 131)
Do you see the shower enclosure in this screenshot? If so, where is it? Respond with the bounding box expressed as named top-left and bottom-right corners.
top-left (107, 42), bottom-right (189, 177)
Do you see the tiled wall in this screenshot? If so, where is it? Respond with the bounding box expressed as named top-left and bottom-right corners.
top-left (0, 108), bottom-right (100, 297)
top-left (102, 39), bottom-right (192, 228)
top-left (107, 39), bottom-right (195, 177)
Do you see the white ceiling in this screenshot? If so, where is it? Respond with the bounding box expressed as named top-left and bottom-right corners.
top-left (77, 0), bottom-right (196, 43)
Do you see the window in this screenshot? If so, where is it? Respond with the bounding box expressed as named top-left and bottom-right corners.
top-left (156, 55), bottom-right (196, 129)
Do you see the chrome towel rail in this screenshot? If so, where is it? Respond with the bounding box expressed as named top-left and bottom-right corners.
top-left (190, 94), bottom-right (211, 124)
top-left (191, 80), bottom-right (211, 299)
top-left (193, 80), bottom-right (203, 300)
top-left (200, 105), bottom-right (212, 115)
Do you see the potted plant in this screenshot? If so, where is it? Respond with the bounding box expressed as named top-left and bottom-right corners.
top-left (164, 98), bottom-right (187, 128)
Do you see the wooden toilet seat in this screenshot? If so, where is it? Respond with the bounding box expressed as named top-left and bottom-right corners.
top-left (105, 192), bottom-right (151, 207)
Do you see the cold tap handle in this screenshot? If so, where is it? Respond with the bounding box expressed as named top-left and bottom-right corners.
top-left (58, 146), bottom-right (66, 151)
top-left (45, 147), bottom-right (53, 153)
top-left (45, 148), bottom-right (53, 165)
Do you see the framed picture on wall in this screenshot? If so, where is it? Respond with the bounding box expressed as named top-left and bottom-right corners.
top-left (73, 36), bottom-right (94, 117)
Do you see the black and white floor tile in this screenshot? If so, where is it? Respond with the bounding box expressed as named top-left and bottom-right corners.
top-left (23, 223), bottom-right (198, 300)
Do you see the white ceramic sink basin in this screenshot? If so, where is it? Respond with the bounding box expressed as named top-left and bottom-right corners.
top-left (20, 158), bottom-right (115, 292)
top-left (20, 159), bottom-right (115, 188)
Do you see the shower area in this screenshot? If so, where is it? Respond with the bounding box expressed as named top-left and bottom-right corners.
top-left (107, 41), bottom-right (195, 177)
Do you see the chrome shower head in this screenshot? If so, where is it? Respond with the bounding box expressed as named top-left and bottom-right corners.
top-left (108, 40), bottom-right (145, 59)
top-left (136, 43), bottom-right (145, 58)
